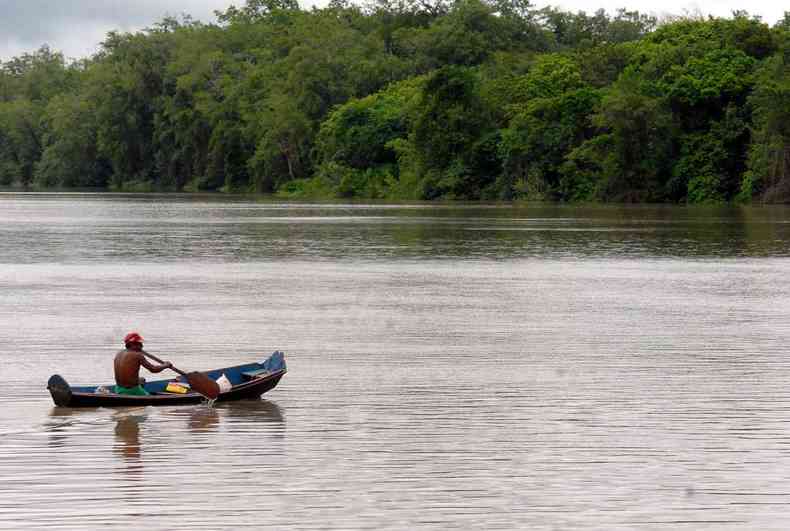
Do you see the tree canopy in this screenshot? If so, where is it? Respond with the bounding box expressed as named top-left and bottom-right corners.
top-left (2, 2), bottom-right (790, 202)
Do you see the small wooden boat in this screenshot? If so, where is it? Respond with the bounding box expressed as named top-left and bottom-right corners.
top-left (47, 351), bottom-right (286, 407)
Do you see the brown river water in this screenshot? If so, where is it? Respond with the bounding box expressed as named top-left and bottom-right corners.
top-left (2, 193), bottom-right (790, 529)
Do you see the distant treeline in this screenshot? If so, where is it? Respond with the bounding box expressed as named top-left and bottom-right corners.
top-left (3, 0), bottom-right (790, 202)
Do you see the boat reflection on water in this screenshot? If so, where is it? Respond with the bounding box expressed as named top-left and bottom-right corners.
top-left (112, 400), bottom-right (286, 462)
top-left (47, 400), bottom-right (285, 466)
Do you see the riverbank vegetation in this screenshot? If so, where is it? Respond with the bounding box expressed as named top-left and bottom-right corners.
top-left (2, 0), bottom-right (790, 202)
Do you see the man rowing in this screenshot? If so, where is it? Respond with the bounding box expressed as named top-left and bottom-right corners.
top-left (114, 332), bottom-right (172, 396)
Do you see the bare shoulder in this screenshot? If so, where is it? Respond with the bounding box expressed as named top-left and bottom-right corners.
top-left (115, 349), bottom-right (143, 362)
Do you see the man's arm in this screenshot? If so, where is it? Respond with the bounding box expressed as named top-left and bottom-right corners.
top-left (138, 352), bottom-right (172, 373)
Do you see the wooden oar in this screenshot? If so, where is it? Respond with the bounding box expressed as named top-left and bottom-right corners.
top-left (142, 351), bottom-right (220, 400)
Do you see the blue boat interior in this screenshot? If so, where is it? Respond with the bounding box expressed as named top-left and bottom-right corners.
top-left (70, 351), bottom-right (286, 394)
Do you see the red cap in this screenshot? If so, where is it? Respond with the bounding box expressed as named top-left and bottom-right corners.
top-left (124, 332), bottom-right (144, 345)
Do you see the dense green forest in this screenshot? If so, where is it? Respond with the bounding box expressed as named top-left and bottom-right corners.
top-left (3, 0), bottom-right (790, 202)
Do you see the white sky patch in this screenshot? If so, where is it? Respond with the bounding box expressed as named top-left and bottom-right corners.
top-left (0, 0), bottom-right (234, 61)
top-left (1, 39), bottom-right (30, 61)
top-left (50, 24), bottom-right (125, 62)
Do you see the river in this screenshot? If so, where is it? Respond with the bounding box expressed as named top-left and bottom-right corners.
top-left (2, 193), bottom-right (790, 529)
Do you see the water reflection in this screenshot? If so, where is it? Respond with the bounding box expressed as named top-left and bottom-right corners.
top-left (187, 404), bottom-right (220, 433)
top-left (46, 407), bottom-right (101, 449)
top-left (216, 399), bottom-right (285, 423)
top-left (6, 196), bottom-right (790, 263)
top-left (111, 410), bottom-right (148, 484)
top-left (113, 409), bottom-right (148, 463)
top-left (48, 406), bottom-right (101, 420)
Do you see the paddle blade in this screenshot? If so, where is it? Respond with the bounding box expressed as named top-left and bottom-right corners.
top-left (186, 372), bottom-right (220, 400)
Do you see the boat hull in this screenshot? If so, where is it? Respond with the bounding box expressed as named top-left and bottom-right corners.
top-left (47, 352), bottom-right (286, 408)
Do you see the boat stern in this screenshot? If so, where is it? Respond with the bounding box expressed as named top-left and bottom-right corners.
top-left (47, 374), bottom-right (73, 407)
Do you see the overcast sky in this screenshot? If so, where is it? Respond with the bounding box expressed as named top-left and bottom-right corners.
top-left (0, 0), bottom-right (787, 62)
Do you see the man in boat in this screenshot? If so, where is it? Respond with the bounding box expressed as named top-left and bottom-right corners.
top-left (114, 332), bottom-right (172, 396)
